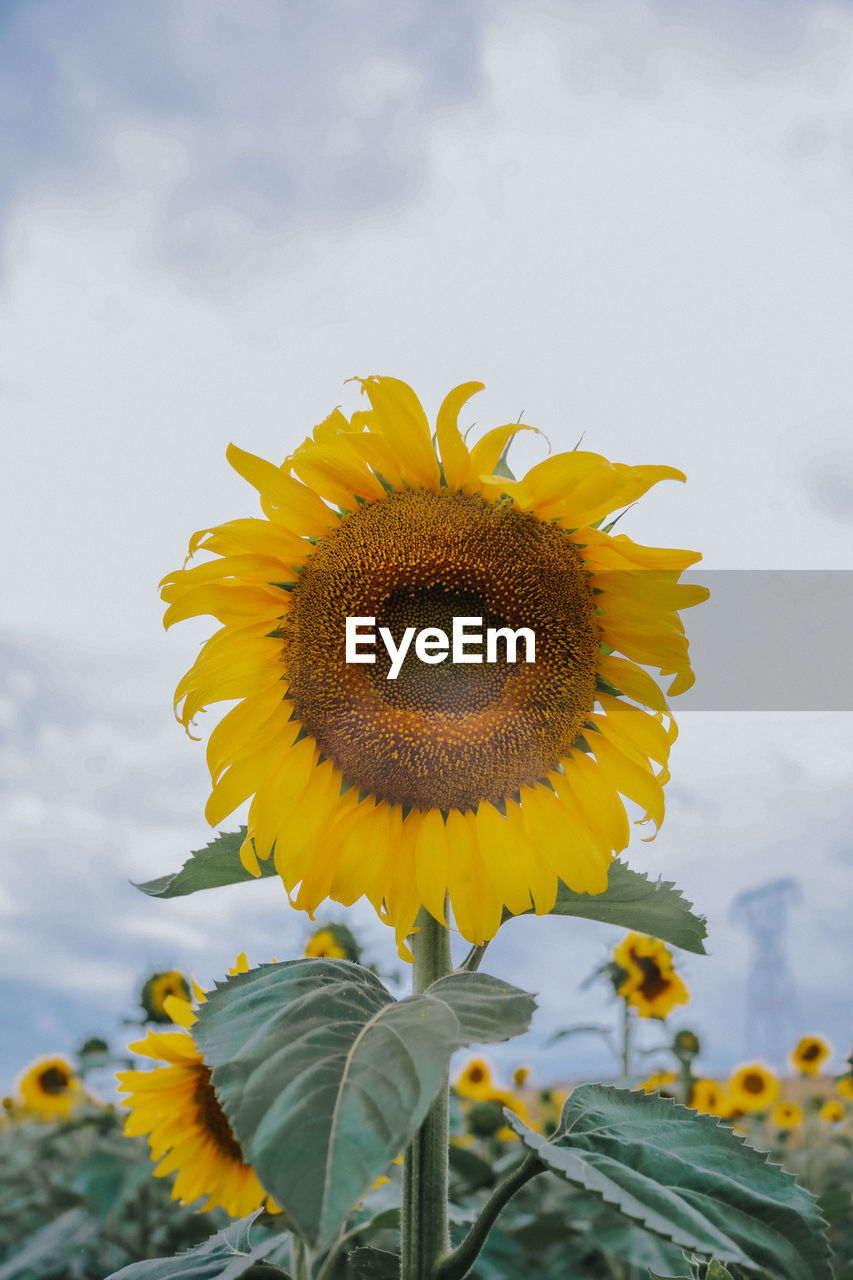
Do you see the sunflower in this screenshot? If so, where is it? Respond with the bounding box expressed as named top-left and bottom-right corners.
top-left (612, 932), bottom-right (690, 1019)
top-left (140, 970), bottom-right (192, 1024)
top-left (161, 377), bottom-right (706, 950)
top-left (689, 1079), bottom-right (732, 1119)
top-left (117, 987), bottom-right (276, 1218)
top-left (819, 1100), bottom-right (846, 1124)
top-left (455, 1057), bottom-right (494, 1100)
top-left (17, 1057), bottom-right (81, 1118)
top-left (791, 1035), bottom-right (832, 1076)
top-left (304, 923), bottom-right (361, 962)
top-left (728, 1063), bottom-right (780, 1113)
top-left (635, 1070), bottom-right (677, 1096)
top-left (838, 1075), bottom-right (853, 1101)
top-left (772, 1101), bottom-right (803, 1129)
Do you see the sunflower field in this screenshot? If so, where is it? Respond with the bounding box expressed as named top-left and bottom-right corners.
top-left (3, 378), bottom-right (850, 1279)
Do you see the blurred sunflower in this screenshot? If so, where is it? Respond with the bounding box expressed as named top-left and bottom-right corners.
top-left (140, 970), bottom-right (192, 1024)
top-left (162, 377), bottom-right (706, 949)
top-left (791, 1035), bottom-right (832, 1076)
top-left (772, 1101), bottom-right (803, 1129)
top-left (728, 1063), bottom-right (780, 1113)
top-left (612, 933), bottom-right (689, 1019)
top-left (838, 1075), bottom-right (853, 1101)
top-left (819, 1100), bottom-right (846, 1124)
top-left (689, 1079), bottom-right (731, 1118)
top-left (455, 1058), bottom-right (494, 1100)
top-left (118, 961), bottom-right (276, 1217)
top-left (17, 1057), bottom-right (81, 1118)
top-left (304, 923), bottom-right (361, 962)
top-left (635, 1070), bottom-right (677, 1096)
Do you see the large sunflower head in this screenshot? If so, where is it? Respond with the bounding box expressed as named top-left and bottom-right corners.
top-left (791, 1035), bottom-right (832, 1077)
top-left (17, 1056), bottom-right (82, 1118)
top-left (162, 377), bottom-right (706, 951)
top-left (728, 1063), bottom-right (780, 1113)
top-left (117, 987), bottom-right (276, 1217)
top-left (612, 932), bottom-right (690, 1020)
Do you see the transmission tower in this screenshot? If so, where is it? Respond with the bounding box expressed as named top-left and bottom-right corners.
top-left (730, 878), bottom-right (801, 1066)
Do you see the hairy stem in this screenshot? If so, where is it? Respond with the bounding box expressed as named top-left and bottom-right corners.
top-left (620, 999), bottom-right (633, 1079)
top-left (401, 907), bottom-right (453, 1279)
top-left (435, 1155), bottom-right (544, 1280)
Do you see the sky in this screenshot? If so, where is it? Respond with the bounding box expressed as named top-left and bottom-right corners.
top-left (1, 0), bottom-right (852, 1093)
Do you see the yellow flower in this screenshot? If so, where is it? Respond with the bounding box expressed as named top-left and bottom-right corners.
top-left (772, 1101), bottom-right (803, 1129)
top-left (304, 924), bottom-right (360, 961)
top-left (162, 377), bottom-right (705, 950)
top-left (140, 970), bottom-right (192, 1024)
top-left (305, 929), bottom-right (347, 959)
top-left (117, 982), bottom-right (276, 1218)
top-left (690, 1079), bottom-right (732, 1118)
top-left (819, 1100), bottom-right (846, 1124)
top-left (837, 1075), bottom-right (853, 1101)
top-left (791, 1035), bottom-right (832, 1076)
top-left (612, 933), bottom-right (690, 1019)
top-left (455, 1058), bottom-right (494, 1099)
top-left (512, 1066), bottom-right (530, 1088)
top-left (635, 1070), bottom-right (677, 1096)
top-left (728, 1063), bottom-right (780, 1113)
top-left (17, 1057), bottom-right (81, 1118)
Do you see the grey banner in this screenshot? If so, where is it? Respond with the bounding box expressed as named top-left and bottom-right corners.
top-left (666, 571), bottom-right (853, 711)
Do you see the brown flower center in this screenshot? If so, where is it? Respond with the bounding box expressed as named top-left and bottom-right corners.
top-left (39, 1067), bottom-right (70, 1095)
top-left (743, 1072), bottom-right (765, 1094)
top-left (283, 489), bottom-right (599, 811)
top-left (193, 1065), bottom-right (244, 1162)
top-left (632, 955), bottom-right (670, 1002)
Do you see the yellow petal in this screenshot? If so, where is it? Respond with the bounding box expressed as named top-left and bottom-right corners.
top-left (226, 443), bottom-right (339, 535)
top-left (435, 381), bottom-right (482, 490)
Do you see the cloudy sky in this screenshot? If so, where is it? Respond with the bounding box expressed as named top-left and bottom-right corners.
top-left (2, 0), bottom-right (852, 1092)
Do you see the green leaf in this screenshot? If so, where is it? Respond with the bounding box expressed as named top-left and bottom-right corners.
top-left (507, 1084), bottom-right (832, 1280)
top-left (448, 1144), bottom-right (496, 1190)
top-left (347, 1246), bottom-right (401, 1278)
top-left (133, 828), bottom-right (275, 898)
top-left (194, 961), bottom-right (535, 1250)
top-left (512, 860), bottom-right (707, 955)
top-left (0, 1209), bottom-right (97, 1280)
top-left (105, 1213), bottom-right (292, 1279)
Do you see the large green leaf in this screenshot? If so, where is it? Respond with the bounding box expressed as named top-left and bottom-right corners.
top-left (506, 1084), bottom-right (831, 1280)
top-left (509, 860), bottom-right (707, 954)
top-left (105, 1213), bottom-right (292, 1279)
top-left (194, 961), bottom-right (535, 1250)
top-left (133, 828), bottom-right (273, 897)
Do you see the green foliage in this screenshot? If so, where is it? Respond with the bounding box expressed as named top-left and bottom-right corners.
top-left (347, 1246), bottom-right (401, 1277)
top-left (193, 960), bottom-right (535, 1249)
top-left (534, 860), bottom-right (708, 955)
top-left (133, 829), bottom-right (270, 898)
top-left (105, 1213), bottom-right (292, 1279)
top-left (0, 1109), bottom-right (214, 1278)
top-left (507, 1083), bottom-right (833, 1280)
top-left (134, 841), bottom-right (708, 962)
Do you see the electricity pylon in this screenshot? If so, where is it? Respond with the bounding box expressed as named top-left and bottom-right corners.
top-left (730, 878), bottom-right (801, 1066)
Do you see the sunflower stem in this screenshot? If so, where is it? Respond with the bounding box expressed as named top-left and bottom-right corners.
top-left (402, 907), bottom-right (452, 1279)
top-left (620, 999), bottom-right (633, 1079)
